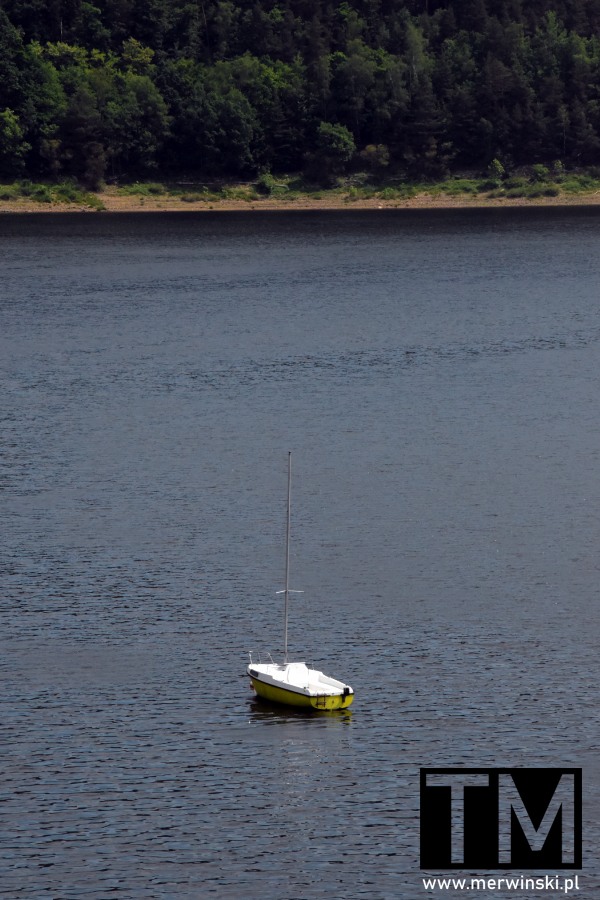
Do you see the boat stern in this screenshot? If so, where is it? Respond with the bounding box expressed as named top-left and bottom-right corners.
top-left (310, 687), bottom-right (354, 710)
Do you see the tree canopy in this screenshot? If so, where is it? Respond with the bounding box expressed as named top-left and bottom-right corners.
top-left (2, 0), bottom-right (600, 183)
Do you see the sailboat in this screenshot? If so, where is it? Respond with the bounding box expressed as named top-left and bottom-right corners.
top-left (247, 452), bottom-right (354, 710)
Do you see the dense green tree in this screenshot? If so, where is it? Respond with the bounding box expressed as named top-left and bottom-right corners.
top-left (60, 81), bottom-right (106, 184)
top-left (103, 71), bottom-right (170, 174)
top-left (211, 88), bottom-right (259, 173)
top-left (157, 58), bottom-right (217, 170)
top-left (307, 120), bottom-right (356, 182)
top-left (0, 108), bottom-right (30, 175)
top-left (3, 0), bottom-right (600, 182)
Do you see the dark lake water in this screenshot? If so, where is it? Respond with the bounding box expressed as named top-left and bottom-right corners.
top-left (1, 209), bottom-right (599, 898)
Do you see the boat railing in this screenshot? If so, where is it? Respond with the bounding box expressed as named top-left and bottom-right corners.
top-left (248, 650), bottom-right (276, 666)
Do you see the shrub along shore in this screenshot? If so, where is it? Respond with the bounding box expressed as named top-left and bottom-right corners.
top-left (2, 168), bottom-right (600, 213)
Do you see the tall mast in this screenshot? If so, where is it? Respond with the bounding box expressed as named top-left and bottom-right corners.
top-left (283, 450), bottom-right (292, 664)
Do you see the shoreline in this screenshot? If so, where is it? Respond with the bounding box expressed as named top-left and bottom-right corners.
top-left (2, 186), bottom-right (600, 214)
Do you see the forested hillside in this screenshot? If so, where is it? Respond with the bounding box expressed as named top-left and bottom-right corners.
top-left (2, 0), bottom-right (600, 185)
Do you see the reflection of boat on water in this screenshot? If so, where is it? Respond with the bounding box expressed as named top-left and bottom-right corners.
top-left (247, 452), bottom-right (354, 711)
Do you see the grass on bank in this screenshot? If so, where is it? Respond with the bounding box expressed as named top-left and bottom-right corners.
top-left (2, 168), bottom-right (600, 208)
top-left (146, 168), bottom-right (600, 203)
top-left (0, 180), bottom-right (105, 208)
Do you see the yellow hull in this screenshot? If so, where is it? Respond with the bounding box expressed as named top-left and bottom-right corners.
top-left (250, 676), bottom-right (354, 710)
